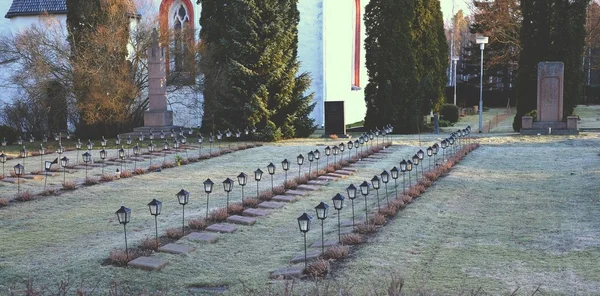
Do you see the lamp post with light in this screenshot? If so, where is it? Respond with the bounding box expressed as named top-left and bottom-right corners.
top-left (314, 202), bottom-right (329, 255)
top-left (176, 189), bottom-right (189, 235)
top-left (346, 184), bottom-right (357, 230)
top-left (60, 156), bottom-right (68, 183)
top-left (203, 179), bottom-right (214, 219)
top-left (371, 175), bottom-right (381, 211)
top-left (307, 151), bottom-right (314, 176)
top-left (453, 56), bottom-right (459, 105)
top-left (332, 193), bottom-right (345, 244)
top-left (223, 178), bottom-right (234, 211)
top-left (406, 160), bottom-right (413, 187)
top-left (238, 172), bottom-right (247, 202)
top-left (297, 213), bottom-right (312, 270)
top-left (282, 159), bottom-right (290, 185)
top-left (390, 167), bottom-right (399, 198)
top-left (476, 36), bottom-right (488, 133)
top-left (360, 181), bottom-right (370, 222)
top-left (381, 170), bottom-right (390, 206)
top-left (115, 205), bottom-right (131, 260)
top-left (267, 162), bottom-right (275, 193)
top-left (296, 154), bottom-right (304, 178)
top-left (314, 149), bottom-right (320, 174)
top-left (14, 163), bottom-right (23, 194)
top-left (82, 152), bottom-right (91, 180)
top-left (148, 199), bottom-right (162, 248)
top-left (254, 168), bottom-right (263, 198)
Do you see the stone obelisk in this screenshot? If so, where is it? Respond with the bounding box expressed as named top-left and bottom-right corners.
top-left (143, 29), bottom-right (173, 127)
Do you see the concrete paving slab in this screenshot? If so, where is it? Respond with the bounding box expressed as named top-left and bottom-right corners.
top-left (128, 256), bottom-right (168, 271)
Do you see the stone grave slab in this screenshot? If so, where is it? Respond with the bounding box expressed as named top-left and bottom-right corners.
top-left (128, 256), bottom-right (168, 271)
top-left (141, 155), bottom-right (154, 159)
top-left (296, 184), bottom-right (320, 191)
top-left (368, 155), bottom-right (385, 160)
top-left (272, 195), bottom-right (296, 203)
top-left (359, 159), bottom-right (378, 163)
top-left (326, 173), bottom-right (346, 179)
top-left (270, 266), bottom-right (305, 280)
top-left (307, 180), bottom-right (328, 186)
top-left (290, 251), bottom-right (321, 264)
top-left (258, 201), bottom-right (285, 209)
top-left (243, 208), bottom-right (269, 217)
top-left (88, 163), bottom-right (107, 168)
top-left (317, 176), bottom-right (338, 181)
top-left (38, 172), bottom-right (59, 177)
top-left (340, 228), bottom-right (355, 235)
top-left (1, 178), bottom-right (25, 184)
top-left (285, 189), bottom-right (308, 196)
top-left (73, 165), bottom-right (88, 170)
top-left (205, 223), bottom-right (237, 233)
top-left (334, 170), bottom-right (352, 176)
top-left (157, 243), bottom-right (195, 254)
top-left (310, 240), bottom-right (339, 248)
top-left (185, 232), bottom-right (218, 243)
top-left (341, 219), bottom-right (364, 228)
top-left (22, 175), bottom-right (44, 180)
top-left (226, 215), bottom-right (256, 225)
top-left (342, 167), bottom-right (358, 172)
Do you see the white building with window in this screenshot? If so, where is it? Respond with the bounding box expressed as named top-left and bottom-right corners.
top-left (0, 0), bottom-right (370, 129)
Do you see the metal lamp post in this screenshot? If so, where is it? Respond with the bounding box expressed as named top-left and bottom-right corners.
top-left (176, 189), bottom-right (190, 235)
top-left (406, 160), bottom-right (413, 187)
top-left (332, 145), bottom-right (339, 164)
top-left (162, 141), bottom-right (169, 164)
top-left (237, 172), bottom-right (247, 202)
top-left (0, 152), bottom-right (6, 177)
top-left (148, 141), bottom-right (155, 168)
top-left (148, 199), bottom-right (162, 248)
top-left (452, 56), bottom-right (459, 105)
top-left (20, 146), bottom-right (27, 174)
top-left (115, 205), bottom-right (132, 260)
top-left (339, 142), bottom-right (345, 161)
top-left (60, 156), bottom-right (68, 183)
top-left (314, 149), bottom-right (320, 174)
top-left (315, 201), bottom-right (329, 255)
top-left (476, 36), bottom-right (489, 133)
top-left (441, 140), bottom-right (448, 162)
top-left (133, 144), bottom-right (140, 170)
top-left (14, 163), bottom-right (23, 194)
top-left (332, 193), bottom-right (345, 244)
top-left (417, 150), bottom-right (425, 178)
top-left (197, 134), bottom-right (203, 157)
top-left (360, 181), bottom-right (370, 222)
top-left (346, 184), bottom-right (357, 230)
top-left (354, 140), bottom-right (359, 158)
top-left (43, 160), bottom-right (54, 190)
top-left (347, 141), bottom-right (353, 160)
top-left (223, 178), bottom-right (234, 211)
top-left (281, 159), bottom-right (290, 184)
top-left (427, 147), bottom-right (433, 171)
top-left (324, 146), bottom-right (331, 167)
top-left (297, 154), bottom-right (304, 178)
top-left (400, 160), bottom-right (407, 193)
top-left (380, 170), bottom-right (390, 206)
top-left (100, 149), bottom-right (107, 175)
top-left (101, 136), bottom-right (107, 148)
top-left (371, 175), bottom-right (381, 211)
top-left (75, 139), bottom-right (82, 164)
top-left (412, 154), bottom-right (420, 182)
top-left (39, 144), bottom-right (45, 172)
top-left (203, 179), bottom-right (214, 219)
top-left (267, 162), bottom-right (275, 193)
top-left (118, 147), bottom-right (125, 172)
top-left (390, 167), bottom-right (399, 198)
top-left (432, 143), bottom-right (439, 166)
top-left (297, 213), bottom-right (312, 270)
top-left (254, 168), bottom-right (263, 198)
top-left (307, 151), bottom-right (314, 176)
top-left (82, 152), bottom-right (91, 180)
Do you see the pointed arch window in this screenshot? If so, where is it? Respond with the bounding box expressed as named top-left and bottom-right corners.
top-left (172, 4), bottom-right (190, 73)
top-left (351, 0), bottom-right (361, 90)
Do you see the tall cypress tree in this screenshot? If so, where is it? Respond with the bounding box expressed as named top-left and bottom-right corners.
top-left (364, 0), bottom-right (447, 133)
top-left (199, 0), bottom-right (315, 140)
top-left (513, 0), bottom-right (589, 131)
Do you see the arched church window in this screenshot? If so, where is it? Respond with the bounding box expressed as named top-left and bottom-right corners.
top-left (351, 0), bottom-right (361, 90)
top-left (172, 4), bottom-right (190, 72)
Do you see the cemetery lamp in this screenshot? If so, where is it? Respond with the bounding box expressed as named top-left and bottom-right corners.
top-left (100, 149), bottom-right (107, 175)
top-left (43, 159), bottom-right (53, 190)
top-left (115, 205), bottom-right (132, 260)
top-left (475, 35), bottom-right (489, 133)
top-left (314, 201), bottom-right (330, 255)
top-left (176, 189), bottom-right (190, 235)
top-left (101, 136), bottom-right (107, 148)
top-left (82, 151), bottom-right (92, 180)
top-left (75, 139), bottom-right (82, 163)
top-left (39, 144), bottom-right (45, 172)
top-left (132, 144), bottom-right (140, 170)
top-left (254, 168), bottom-right (263, 198)
top-left (0, 152), bottom-right (6, 177)
top-left (162, 141), bottom-right (169, 164)
top-left (149, 131), bottom-right (154, 140)
top-left (390, 167), bottom-right (399, 198)
top-left (17, 136), bottom-right (23, 145)
top-left (1, 137), bottom-right (6, 147)
top-left (297, 213), bottom-right (312, 270)
top-left (307, 151), bottom-right (314, 175)
top-left (115, 136), bottom-right (121, 146)
top-left (426, 146), bottom-right (433, 171)
top-left (296, 154), bottom-right (304, 178)
top-left (354, 140), bottom-right (360, 158)
top-left (380, 170), bottom-right (390, 206)
top-left (360, 181), bottom-right (370, 221)
top-left (87, 139), bottom-right (93, 152)
top-left (339, 142), bottom-right (345, 161)
top-left (148, 199), bottom-right (162, 248)
top-left (223, 177), bottom-right (234, 211)
top-left (148, 141), bottom-right (155, 167)
top-left (347, 140), bottom-right (353, 159)
top-left (118, 147), bottom-right (125, 172)
top-left (60, 156), bottom-right (68, 183)
top-left (203, 179), bottom-right (214, 219)
top-left (324, 146), bottom-right (331, 167)
top-left (346, 184), bottom-right (358, 229)
top-left (237, 172), bottom-right (248, 202)
top-left (332, 145), bottom-right (339, 164)
top-left (314, 149), bottom-right (321, 173)
top-left (412, 154), bottom-right (420, 180)
top-left (197, 134), bottom-right (204, 157)
top-left (400, 159), bottom-right (407, 192)
top-left (20, 146), bottom-right (27, 171)
top-left (267, 162), bottom-right (276, 193)
top-left (281, 159), bottom-right (290, 184)
top-left (406, 160), bottom-right (413, 187)
top-left (14, 163), bottom-right (24, 194)
top-left (332, 193), bottom-right (345, 243)
top-left (371, 175), bottom-right (382, 211)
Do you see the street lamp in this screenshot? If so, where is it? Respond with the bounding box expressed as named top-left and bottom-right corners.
top-left (100, 149), bottom-right (107, 175)
top-left (432, 143), bottom-right (439, 166)
top-left (476, 35), bottom-right (489, 133)
top-left (282, 159), bottom-right (290, 184)
top-left (314, 201), bottom-right (329, 255)
top-left (60, 156), bottom-right (68, 183)
top-left (371, 175), bottom-right (381, 211)
top-left (237, 172), bottom-right (248, 202)
top-left (339, 142), bottom-right (345, 161)
top-left (324, 146), bottom-right (331, 167)
top-left (314, 149), bottom-right (321, 173)
top-left (427, 147), bottom-right (433, 171)
top-left (254, 168), bottom-right (263, 198)
top-left (39, 144), bottom-right (45, 172)
top-left (441, 139), bottom-right (448, 162)
top-left (176, 189), bottom-right (190, 235)
top-left (101, 136), bottom-right (107, 148)
top-left (332, 193), bottom-right (345, 244)
top-left (297, 154), bottom-right (304, 178)
top-left (406, 160), bottom-right (413, 187)
top-left (86, 139), bottom-right (93, 152)
top-left (203, 179), bottom-right (214, 219)
top-left (380, 170), bottom-right (390, 206)
top-left (115, 205), bottom-right (132, 260)
top-left (223, 178), bottom-right (234, 211)
top-left (360, 181), bottom-right (370, 222)
top-left (400, 160), bottom-right (407, 193)
top-left (332, 145), bottom-right (339, 164)
top-left (43, 159), bottom-right (54, 190)
top-left (132, 144), bottom-right (140, 170)
top-left (0, 152), bottom-right (6, 177)
top-left (20, 146), bottom-right (27, 174)
top-left (162, 141), bottom-right (169, 164)
top-left (347, 141), bottom-right (353, 160)
top-left (14, 163), bottom-right (23, 194)
top-left (148, 141), bottom-right (155, 167)
top-left (118, 147), bottom-right (125, 172)
top-left (354, 140), bottom-right (359, 158)
top-left (417, 150), bottom-right (425, 177)
top-left (346, 184), bottom-right (357, 229)
top-left (197, 134), bottom-right (203, 157)
top-left (267, 162), bottom-right (275, 193)
top-left (412, 154), bottom-right (420, 182)
top-left (390, 167), bottom-right (399, 199)
top-left (148, 199), bottom-right (162, 248)
top-left (452, 56), bottom-right (459, 105)
top-left (297, 213), bottom-right (312, 270)
top-left (82, 152), bottom-right (91, 180)
top-left (307, 151), bottom-right (314, 176)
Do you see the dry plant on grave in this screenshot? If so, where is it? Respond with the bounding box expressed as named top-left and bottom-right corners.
top-left (379, 204), bottom-right (398, 217)
top-left (188, 218), bottom-right (208, 230)
top-left (418, 179), bottom-right (432, 188)
top-left (258, 190), bottom-right (274, 201)
top-left (341, 233), bottom-right (363, 245)
top-left (100, 174), bottom-right (115, 182)
top-left (148, 164), bottom-right (162, 171)
top-left (207, 208), bottom-right (229, 223)
top-left (356, 222), bottom-right (377, 234)
top-left (133, 168), bottom-right (146, 175)
top-left (39, 188), bottom-right (58, 197)
top-left (402, 194), bottom-right (413, 204)
top-left (371, 213), bottom-right (387, 226)
top-left (0, 197), bottom-right (9, 207)
top-left (242, 198), bottom-right (260, 208)
top-left (227, 203), bottom-right (245, 215)
top-left (165, 228), bottom-right (184, 239)
top-left (305, 259), bottom-right (330, 278)
top-left (272, 186), bottom-right (286, 195)
top-left (161, 162), bottom-right (176, 169)
top-left (120, 171), bottom-right (132, 178)
top-left (139, 237), bottom-right (159, 251)
top-left (284, 179), bottom-right (298, 190)
top-left (296, 175), bottom-right (309, 185)
top-left (84, 177), bottom-right (99, 185)
top-left (15, 191), bottom-right (34, 202)
top-left (324, 245), bottom-right (349, 260)
top-left (62, 181), bottom-right (77, 190)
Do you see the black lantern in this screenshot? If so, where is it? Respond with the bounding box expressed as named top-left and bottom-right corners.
top-left (315, 201), bottom-right (329, 255)
top-left (412, 154), bottom-right (421, 180)
top-left (390, 166), bottom-right (399, 198)
top-left (132, 144), bottom-right (140, 170)
top-left (148, 199), bottom-right (162, 248)
top-left (203, 179), bottom-right (214, 219)
top-left (332, 145), bottom-right (339, 164)
top-left (371, 175), bottom-right (381, 211)
top-left (99, 149), bottom-right (107, 175)
top-left (238, 172), bottom-right (248, 201)
top-left (380, 170), bottom-right (390, 206)
top-left (307, 151), bottom-right (314, 175)
top-left (339, 142), bottom-right (345, 161)
top-left (254, 168), bottom-right (263, 198)
top-left (148, 141), bottom-right (156, 167)
top-left (176, 189), bottom-right (190, 235)
top-left (82, 151), bottom-right (91, 180)
top-left (417, 149), bottom-right (424, 161)
top-left (60, 156), bottom-right (68, 183)
top-left (223, 177), bottom-right (234, 211)
top-left (282, 159), bottom-right (290, 184)
top-left (267, 162), bottom-right (276, 193)
top-left (314, 149), bottom-right (321, 173)
top-left (87, 139), bottom-right (93, 151)
top-left (324, 146), bottom-right (331, 167)
top-left (14, 163), bottom-right (23, 194)
top-left (346, 184), bottom-right (357, 229)
top-left (297, 212), bottom-right (312, 270)
top-left (360, 181), bottom-right (370, 222)
top-left (296, 154), bottom-right (304, 178)
top-left (0, 152), bottom-right (6, 177)
top-left (115, 205), bottom-right (132, 260)
top-left (332, 193), bottom-right (345, 243)
top-left (406, 160), bottom-right (413, 187)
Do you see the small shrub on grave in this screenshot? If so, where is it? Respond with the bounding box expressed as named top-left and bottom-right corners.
top-left (333, 163), bottom-right (343, 170)
top-left (341, 233), bottom-right (363, 245)
top-left (180, 158), bottom-right (189, 165)
top-left (307, 171), bottom-right (318, 180)
top-left (402, 194), bottom-right (413, 204)
top-left (415, 184), bottom-right (426, 194)
top-left (273, 186), bottom-right (286, 195)
top-left (100, 174), bottom-right (115, 182)
top-left (165, 228), bottom-right (184, 239)
top-left (418, 179), bottom-right (432, 188)
top-left (438, 119), bottom-right (454, 127)
top-left (208, 208), bottom-right (229, 223)
top-left (440, 104), bottom-right (459, 123)
top-left (407, 187), bottom-right (420, 198)
top-left (371, 213), bottom-right (387, 226)
top-left (227, 203), bottom-right (245, 215)
top-left (40, 189), bottom-right (58, 197)
top-left (107, 249), bottom-right (130, 266)
top-left (339, 159), bottom-right (349, 167)
top-left (62, 181), bottom-right (77, 190)
top-left (379, 205), bottom-right (397, 217)
top-left (324, 245), bottom-right (349, 260)
top-left (296, 175), bottom-right (309, 185)
top-left (242, 198), bottom-right (260, 208)
top-left (0, 197), bottom-right (9, 207)
top-left (120, 171), bottom-right (132, 179)
top-left (15, 191), bottom-right (34, 202)
top-left (148, 164), bottom-right (162, 172)
top-left (283, 179), bottom-right (298, 190)
top-left (424, 171), bottom-right (439, 182)
top-left (139, 237), bottom-right (159, 251)
top-left (390, 198), bottom-right (405, 210)
top-left (133, 168), bottom-right (146, 175)
top-left (209, 151), bottom-right (221, 157)
top-left (356, 222), bottom-right (377, 234)
top-left (305, 259), bottom-right (330, 278)
top-left (188, 156), bottom-right (200, 163)
top-left (174, 155), bottom-right (184, 166)
top-left (220, 149), bottom-right (233, 154)
top-left (161, 162), bottom-right (176, 169)
top-left (328, 134), bottom-right (338, 140)
top-left (317, 169), bottom-right (328, 176)
top-left (189, 218), bottom-right (208, 230)
top-left (325, 165), bottom-right (336, 174)
top-left (258, 191), bottom-right (274, 201)
top-left (84, 178), bottom-right (99, 186)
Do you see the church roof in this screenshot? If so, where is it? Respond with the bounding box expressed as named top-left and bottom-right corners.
top-left (5, 0), bottom-right (67, 19)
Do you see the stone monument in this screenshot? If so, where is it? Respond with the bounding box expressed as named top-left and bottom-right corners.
top-left (144, 29), bottom-right (173, 127)
top-left (324, 101), bottom-right (348, 137)
top-left (520, 62), bottom-right (578, 135)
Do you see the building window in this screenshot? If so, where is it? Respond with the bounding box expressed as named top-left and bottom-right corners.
top-left (172, 4), bottom-right (190, 72)
top-left (351, 0), bottom-right (361, 90)
top-left (159, 0), bottom-right (195, 80)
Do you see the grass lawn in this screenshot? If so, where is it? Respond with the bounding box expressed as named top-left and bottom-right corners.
top-left (1, 108), bottom-right (600, 294)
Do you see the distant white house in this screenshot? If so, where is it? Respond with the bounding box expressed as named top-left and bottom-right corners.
top-left (0, 0), bottom-right (370, 129)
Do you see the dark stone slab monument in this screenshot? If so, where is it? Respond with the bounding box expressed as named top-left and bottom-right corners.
top-left (324, 101), bottom-right (349, 138)
top-left (521, 62), bottom-right (578, 135)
